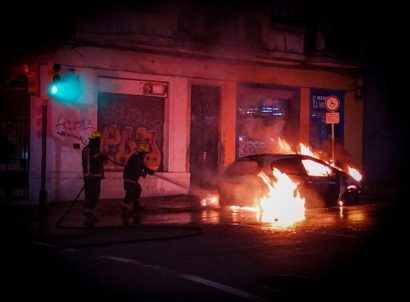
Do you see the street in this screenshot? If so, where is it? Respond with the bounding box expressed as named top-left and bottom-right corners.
top-left (2, 200), bottom-right (407, 301)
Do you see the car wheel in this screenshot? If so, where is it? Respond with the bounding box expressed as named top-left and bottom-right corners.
top-left (344, 190), bottom-right (360, 205)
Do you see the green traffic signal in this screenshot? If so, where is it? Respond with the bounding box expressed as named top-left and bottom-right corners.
top-left (48, 72), bottom-right (83, 104)
top-left (50, 83), bottom-right (59, 95)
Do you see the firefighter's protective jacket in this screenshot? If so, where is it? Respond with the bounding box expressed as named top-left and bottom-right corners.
top-left (82, 145), bottom-right (107, 180)
top-left (123, 152), bottom-right (154, 185)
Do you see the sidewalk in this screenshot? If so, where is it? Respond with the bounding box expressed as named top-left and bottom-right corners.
top-left (57, 194), bottom-right (203, 227)
top-left (20, 193), bottom-right (201, 221)
top-left (1, 194), bottom-right (207, 249)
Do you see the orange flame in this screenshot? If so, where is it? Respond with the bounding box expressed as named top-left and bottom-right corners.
top-left (277, 137), bottom-right (293, 154)
top-left (301, 159), bottom-right (333, 177)
top-left (228, 138), bottom-right (361, 227)
top-left (276, 137), bottom-right (362, 182)
top-left (200, 193), bottom-right (220, 207)
top-left (347, 166), bottom-right (362, 182)
top-left (297, 142), bottom-right (318, 158)
top-left (257, 168), bottom-right (305, 228)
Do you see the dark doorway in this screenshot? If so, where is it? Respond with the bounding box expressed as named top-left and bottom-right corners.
top-left (0, 89), bottom-right (30, 200)
top-left (190, 85), bottom-right (220, 189)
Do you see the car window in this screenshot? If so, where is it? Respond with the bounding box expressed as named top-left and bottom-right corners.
top-left (224, 161), bottom-right (259, 176)
top-left (301, 159), bottom-right (334, 177)
top-left (270, 157), bottom-right (305, 175)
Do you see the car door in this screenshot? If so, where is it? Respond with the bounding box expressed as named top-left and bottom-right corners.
top-left (299, 157), bottom-right (340, 207)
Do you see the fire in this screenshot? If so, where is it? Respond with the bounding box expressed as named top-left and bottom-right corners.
top-left (276, 137), bottom-right (363, 182)
top-left (200, 193), bottom-right (220, 207)
top-left (257, 168), bottom-right (305, 228)
top-left (297, 142), bottom-right (319, 158)
top-left (301, 159), bottom-right (333, 177)
top-left (276, 138), bottom-right (321, 160)
top-left (347, 166), bottom-right (362, 182)
top-left (227, 137), bottom-right (362, 227)
top-left (277, 137), bottom-right (293, 154)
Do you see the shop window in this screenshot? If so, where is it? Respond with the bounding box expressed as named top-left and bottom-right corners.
top-left (237, 83), bottom-right (300, 157)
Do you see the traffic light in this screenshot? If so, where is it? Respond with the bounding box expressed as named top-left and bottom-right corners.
top-left (26, 63), bottom-right (40, 96)
top-left (47, 62), bottom-right (83, 104)
top-left (47, 62), bottom-right (61, 97)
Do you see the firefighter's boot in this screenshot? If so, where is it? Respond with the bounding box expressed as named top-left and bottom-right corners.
top-left (133, 201), bottom-right (145, 213)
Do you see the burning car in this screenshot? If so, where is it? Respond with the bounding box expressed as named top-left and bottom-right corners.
top-left (217, 153), bottom-right (362, 209)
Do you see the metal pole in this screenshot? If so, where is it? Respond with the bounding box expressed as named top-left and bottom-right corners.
top-left (39, 97), bottom-right (48, 214)
top-left (331, 123), bottom-right (335, 165)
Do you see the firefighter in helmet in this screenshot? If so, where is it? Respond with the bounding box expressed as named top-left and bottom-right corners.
top-left (122, 142), bottom-right (155, 223)
top-left (82, 130), bottom-right (108, 227)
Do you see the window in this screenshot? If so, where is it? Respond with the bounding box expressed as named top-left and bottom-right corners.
top-left (270, 158), bottom-right (305, 175)
top-left (301, 159), bottom-right (333, 177)
top-left (237, 83), bottom-right (300, 157)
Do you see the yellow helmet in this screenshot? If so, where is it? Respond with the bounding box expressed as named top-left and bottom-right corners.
top-left (136, 143), bottom-right (151, 153)
top-left (90, 130), bottom-right (101, 139)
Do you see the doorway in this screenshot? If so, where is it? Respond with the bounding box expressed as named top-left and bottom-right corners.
top-left (0, 88), bottom-right (30, 200)
top-left (189, 84), bottom-right (220, 189)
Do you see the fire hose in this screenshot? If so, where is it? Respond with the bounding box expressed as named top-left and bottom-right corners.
top-left (107, 157), bottom-right (189, 190)
top-left (56, 184), bottom-right (84, 228)
top-left (152, 173), bottom-right (190, 191)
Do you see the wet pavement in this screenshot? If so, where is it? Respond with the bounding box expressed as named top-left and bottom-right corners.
top-left (1, 193), bottom-right (407, 301)
top-left (2, 192), bottom-right (399, 250)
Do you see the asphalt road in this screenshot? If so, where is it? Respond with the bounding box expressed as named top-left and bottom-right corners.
top-left (2, 201), bottom-right (407, 301)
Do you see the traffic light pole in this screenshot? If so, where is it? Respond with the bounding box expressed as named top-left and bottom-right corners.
top-left (39, 96), bottom-right (48, 214)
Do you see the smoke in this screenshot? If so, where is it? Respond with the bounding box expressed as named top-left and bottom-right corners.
top-left (238, 120), bottom-right (297, 156)
top-left (237, 84), bottom-right (299, 156)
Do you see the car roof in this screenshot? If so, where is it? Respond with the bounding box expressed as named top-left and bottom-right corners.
top-left (238, 153), bottom-right (305, 162)
top-left (237, 153), bottom-right (342, 170)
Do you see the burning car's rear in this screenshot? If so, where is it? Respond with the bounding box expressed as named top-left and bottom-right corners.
top-left (337, 166), bottom-right (362, 205)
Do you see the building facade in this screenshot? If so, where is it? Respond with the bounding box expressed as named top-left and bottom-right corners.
top-left (1, 1), bottom-right (366, 203)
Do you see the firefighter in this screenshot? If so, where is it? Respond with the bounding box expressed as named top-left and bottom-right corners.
top-left (122, 142), bottom-right (155, 222)
top-left (82, 130), bottom-right (108, 227)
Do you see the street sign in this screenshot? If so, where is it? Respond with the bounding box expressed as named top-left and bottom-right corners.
top-left (325, 95), bottom-right (340, 112)
top-left (326, 112), bottom-right (340, 124)
top-left (324, 95), bottom-right (340, 165)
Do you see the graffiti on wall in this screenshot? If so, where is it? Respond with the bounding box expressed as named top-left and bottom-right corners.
top-left (101, 124), bottom-right (161, 171)
top-left (55, 115), bottom-right (96, 145)
top-left (97, 92), bottom-right (165, 171)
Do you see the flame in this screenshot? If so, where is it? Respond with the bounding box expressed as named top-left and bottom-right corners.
top-left (297, 142), bottom-right (318, 158)
top-left (229, 137), bottom-right (361, 227)
top-left (277, 137), bottom-right (293, 154)
top-left (200, 193), bottom-right (220, 207)
top-left (347, 166), bottom-right (362, 182)
top-left (301, 159), bottom-right (333, 177)
top-left (230, 205), bottom-right (258, 212)
top-left (257, 168), bottom-right (305, 228)
top-left (276, 137), bottom-right (362, 182)
top-left (275, 138), bottom-right (321, 159)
